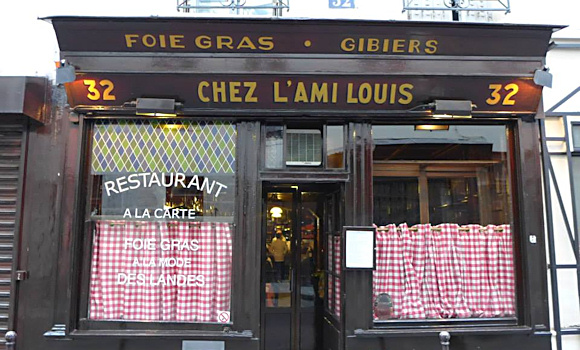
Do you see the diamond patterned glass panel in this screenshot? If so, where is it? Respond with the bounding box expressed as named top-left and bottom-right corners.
top-left (91, 120), bottom-right (236, 174)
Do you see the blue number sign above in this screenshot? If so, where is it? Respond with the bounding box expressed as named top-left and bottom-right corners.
top-left (329, 0), bottom-right (354, 9)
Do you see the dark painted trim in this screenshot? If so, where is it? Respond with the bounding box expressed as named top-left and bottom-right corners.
top-left (343, 122), bottom-right (374, 341)
top-left (62, 55), bottom-right (543, 77)
top-left (550, 264), bottom-right (579, 269)
top-left (74, 107), bottom-right (538, 119)
top-left (515, 119), bottom-right (550, 332)
top-left (546, 112), bottom-right (580, 116)
top-left (546, 137), bottom-right (566, 141)
top-left (353, 326), bottom-right (535, 337)
top-left (67, 114), bottom-right (89, 333)
top-left (68, 329), bottom-right (254, 339)
top-left (260, 172), bottom-right (349, 182)
top-left (233, 122), bottom-right (261, 336)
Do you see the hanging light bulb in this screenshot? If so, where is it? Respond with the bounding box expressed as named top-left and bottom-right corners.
top-left (270, 206), bottom-right (283, 218)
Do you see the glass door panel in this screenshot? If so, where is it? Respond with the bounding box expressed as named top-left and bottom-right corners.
top-left (299, 192), bottom-right (322, 350)
top-left (265, 191), bottom-right (294, 309)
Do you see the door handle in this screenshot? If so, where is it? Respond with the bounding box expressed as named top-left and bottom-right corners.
top-left (289, 267), bottom-right (293, 291)
top-left (5, 331), bottom-right (16, 350)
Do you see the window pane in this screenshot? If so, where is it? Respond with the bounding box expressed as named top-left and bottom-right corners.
top-left (327, 125), bottom-right (344, 168)
top-left (87, 120), bottom-right (235, 323)
top-left (428, 177), bottom-right (479, 225)
top-left (572, 124), bottom-right (580, 151)
top-left (373, 177), bottom-right (420, 226)
top-left (371, 125), bottom-right (516, 321)
top-left (265, 126), bottom-right (284, 169)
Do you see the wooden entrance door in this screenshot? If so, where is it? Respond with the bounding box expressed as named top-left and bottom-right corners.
top-left (262, 185), bottom-right (340, 350)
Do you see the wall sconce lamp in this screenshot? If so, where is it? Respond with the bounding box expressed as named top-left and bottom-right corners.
top-left (534, 67), bottom-right (552, 88)
top-left (136, 98), bottom-right (179, 117)
top-left (430, 100), bottom-right (475, 119)
top-left (55, 60), bottom-right (76, 85)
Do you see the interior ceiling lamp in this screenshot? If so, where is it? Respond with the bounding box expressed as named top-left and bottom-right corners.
top-left (270, 207), bottom-right (283, 218)
top-left (430, 100), bottom-right (474, 119)
top-left (136, 98), bottom-right (178, 117)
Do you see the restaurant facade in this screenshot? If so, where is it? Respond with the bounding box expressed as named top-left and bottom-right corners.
top-left (0, 16), bottom-right (561, 350)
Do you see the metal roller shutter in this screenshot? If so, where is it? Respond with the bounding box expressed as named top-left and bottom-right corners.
top-left (0, 121), bottom-right (24, 348)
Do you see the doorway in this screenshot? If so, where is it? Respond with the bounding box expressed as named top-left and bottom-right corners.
top-left (262, 184), bottom-right (342, 350)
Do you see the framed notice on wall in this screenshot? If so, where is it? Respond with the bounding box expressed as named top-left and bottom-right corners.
top-left (343, 226), bottom-right (376, 269)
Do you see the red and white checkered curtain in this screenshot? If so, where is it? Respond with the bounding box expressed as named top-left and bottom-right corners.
top-left (373, 223), bottom-right (515, 319)
top-left (401, 223), bottom-right (427, 318)
top-left (374, 224), bottom-right (405, 319)
top-left (327, 238), bottom-right (334, 312)
top-left (333, 235), bottom-right (341, 318)
top-left (89, 220), bottom-right (232, 322)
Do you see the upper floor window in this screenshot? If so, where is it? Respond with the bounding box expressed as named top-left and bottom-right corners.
top-left (571, 122), bottom-right (580, 152)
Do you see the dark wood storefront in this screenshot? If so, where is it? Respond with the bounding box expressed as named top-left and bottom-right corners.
top-left (2, 16), bottom-right (561, 350)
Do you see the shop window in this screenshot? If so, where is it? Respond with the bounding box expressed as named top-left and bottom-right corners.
top-left (85, 120), bottom-right (236, 323)
top-left (263, 125), bottom-right (345, 169)
top-left (371, 125), bottom-right (516, 322)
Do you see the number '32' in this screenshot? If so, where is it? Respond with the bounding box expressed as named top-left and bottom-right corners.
top-left (83, 79), bottom-right (116, 101)
top-left (486, 83), bottom-right (519, 106)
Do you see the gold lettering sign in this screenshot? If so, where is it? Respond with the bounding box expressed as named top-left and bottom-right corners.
top-left (124, 33), bottom-right (274, 51)
top-left (122, 33), bottom-right (441, 54)
top-left (67, 74), bottom-right (535, 113)
top-left (340, 37), bottom-right (438, 54)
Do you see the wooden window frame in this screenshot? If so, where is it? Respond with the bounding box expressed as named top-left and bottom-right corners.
top-left (70, 117), bottom-right (241, 337)
top-left (370, 122), bottom-right (520, 328)
top-left (262, 124), bottom-right (346, 171)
